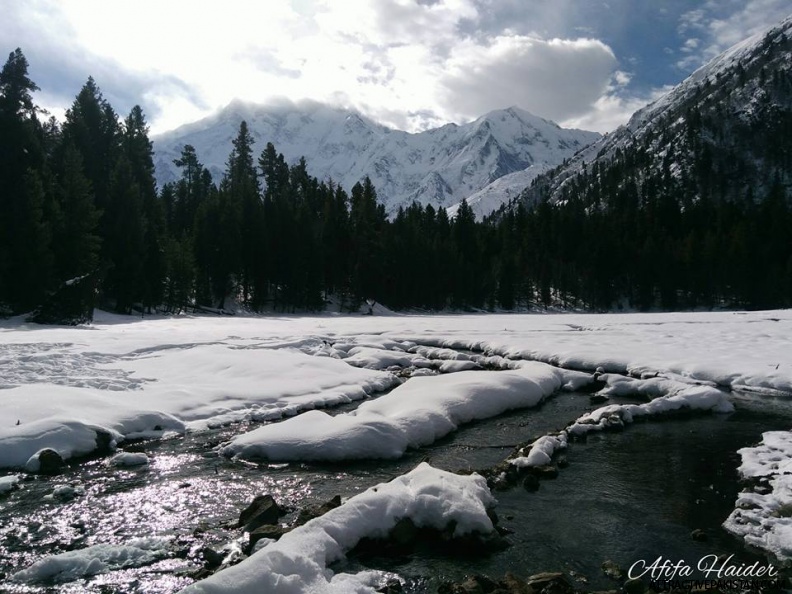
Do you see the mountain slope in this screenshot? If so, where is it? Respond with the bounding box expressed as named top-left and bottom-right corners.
top-left (152, 100), bottom-right (598, 217)
top-left (519, 15), bottom-right (792, 208)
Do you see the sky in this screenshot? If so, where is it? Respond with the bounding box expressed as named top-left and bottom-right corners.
top-left (1, 0), bottom-right (790, 135)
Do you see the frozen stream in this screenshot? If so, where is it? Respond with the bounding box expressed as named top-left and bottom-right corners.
top-left (2, 372), bottom-right (791, 593)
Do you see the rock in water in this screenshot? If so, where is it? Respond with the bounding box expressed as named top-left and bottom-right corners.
top-left (25, 449), bottom-right (65, 474)
top-left (237, 494), bottom-right (285, 532)
top-left (295, 494), bottom-right (342, 526)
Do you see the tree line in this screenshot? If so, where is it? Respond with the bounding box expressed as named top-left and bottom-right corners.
top-left (1, 48), bottom-right (790, 322)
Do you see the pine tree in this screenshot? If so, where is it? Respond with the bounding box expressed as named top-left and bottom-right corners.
top-left (122, 106), bottom-right (165, 311)
top-left (0, 48), bottom-right (49, 311)
top-left (225, 121), bottom-right (261, 305)
top-left (53, 144), bottom-right (101, 282)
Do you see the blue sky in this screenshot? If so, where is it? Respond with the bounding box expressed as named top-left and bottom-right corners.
top-left (1, 0), bottom-right (789, 134)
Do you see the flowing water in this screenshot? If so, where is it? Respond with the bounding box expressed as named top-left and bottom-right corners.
top-left (1, 373), bottom-right (791, 593)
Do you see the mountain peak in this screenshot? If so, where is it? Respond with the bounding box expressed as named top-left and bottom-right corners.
top-left (153, 101), bottom-right (600, 217)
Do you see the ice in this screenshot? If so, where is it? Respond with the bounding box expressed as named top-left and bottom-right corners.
top-left (10, 537), bottom-right (168, 584)
top-left (221, 362), bottom-right (570, 462)
top-left (180, 463), bottom-right (494, 593)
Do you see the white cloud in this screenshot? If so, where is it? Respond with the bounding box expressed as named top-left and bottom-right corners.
top-left (437, 35), bottom-right (617, 123)
top-left (675, 0), bottom-right (790, 72)
top-left (11, 0), bottom-right (739, 136)
top-left (561, 85), bottom-right (671, 134)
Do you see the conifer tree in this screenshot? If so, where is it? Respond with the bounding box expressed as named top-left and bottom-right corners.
top-left (225, 121), bottom-right (261, 304)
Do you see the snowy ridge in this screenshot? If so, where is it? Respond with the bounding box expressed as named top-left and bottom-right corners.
top-left (180, 463), bottom-right (494, 594)
top-left (153, 100), bottom-right (598, 217)
top-left (521, 14), bottom-right (792, 206)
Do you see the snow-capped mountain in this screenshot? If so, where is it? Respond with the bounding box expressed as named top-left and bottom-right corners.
top-left (152, 100), bottom-right (599, 217)
top-left (519, 14), bottom-right (792, 208)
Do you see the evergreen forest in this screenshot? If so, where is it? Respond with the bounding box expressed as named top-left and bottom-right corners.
top-left (1, 48), bottom-right (790, 322)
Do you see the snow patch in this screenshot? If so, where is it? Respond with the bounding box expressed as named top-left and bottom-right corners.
top-left (180, 463), bottom-right (494, 594)
top-left (10, 537), bottom-right (169, 584)
top-left (724, 431), bottom-right (792, 561)
top-left (221, 362), bottom-right (570, 462)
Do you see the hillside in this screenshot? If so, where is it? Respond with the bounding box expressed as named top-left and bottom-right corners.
top-left (520, 15), bottom-right (792, 208)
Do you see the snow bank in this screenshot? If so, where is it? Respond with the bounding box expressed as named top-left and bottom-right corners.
top-left (0, 329), bottom-right (394, 469)
top-left (511, 432), bottom-right (568, 468)
top-left (567, 384), bottom-right (734, 436)
top-left (10, 537), bottom-right (168, 584)
top-left (724, 431), bottom-right (792, 561)
top-left (180, 463), bottom-right (494, 594)
top-left (221, 362), bottom-right (570, 462)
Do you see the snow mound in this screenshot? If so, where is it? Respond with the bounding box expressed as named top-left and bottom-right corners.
top-left (221, 362), bottom-right (570, 462)
top-left (511, 432), bottom-right (568, 468)
top-left (10, 537), bottom-right (168, 584)
top-left (567, 384), bottom-right (734, 436)
top-left (724, 431), bottom-right (792, 561)
top-left (180, 462), bottom-right (494, 593)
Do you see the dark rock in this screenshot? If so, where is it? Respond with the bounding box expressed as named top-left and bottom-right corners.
top-left (237, 494), bottom-right (285, 532)
top-left (590, 394), bottom-right (610, 404)
top-left (602, 560), bottom-right (625, 580)
top-left (201, 547), bottom-right (224, 569)
top-left (623, 578), bottom-right (645, 594)
top-left (390, 517), bottom-right (418, 546)
top-left (523, 475), bottom-right (540, 491)
top-left (93, 429), bottom-right (115, 455)
top-left (246, 524), bottom-right (290, 554)
top-left (557, 456), bottom-right (569, 469)
top-left (35, 449), bottom-right (65, 475)
top-left (528, 465), bottom-right (559, 480)
top-left (489, 474), bottom-right (512, 492)
top-left (456, 574), bottom-right (499, 593)
top-left (295, 495), bottom-right (342, 526)
top-left (691, 528), bottom-right (708, 542)
top-left (525, 572), bottom-right (574, 594)
top-left (486, 508), bottom-right (499, 526)
top-left (501, 572), bottom-right (532, 594)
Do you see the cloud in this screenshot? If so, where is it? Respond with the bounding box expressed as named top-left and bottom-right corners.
top-left (0, 0), bottom-right (205, 129)
top-left (561, 85), bottom-right (671, 134)
top-left (675, 0), bottom-right (791, 72)
top-left (437, 35), bottom-right (617, 123)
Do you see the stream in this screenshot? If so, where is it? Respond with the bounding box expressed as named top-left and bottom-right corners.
top-left (2, 364), bottom-right (791, 593)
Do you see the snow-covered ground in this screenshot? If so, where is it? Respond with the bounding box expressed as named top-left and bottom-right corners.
top-left (1, 309), bottom-right (790, 471)
top-left (2, 308), bottom-right (792, 587)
